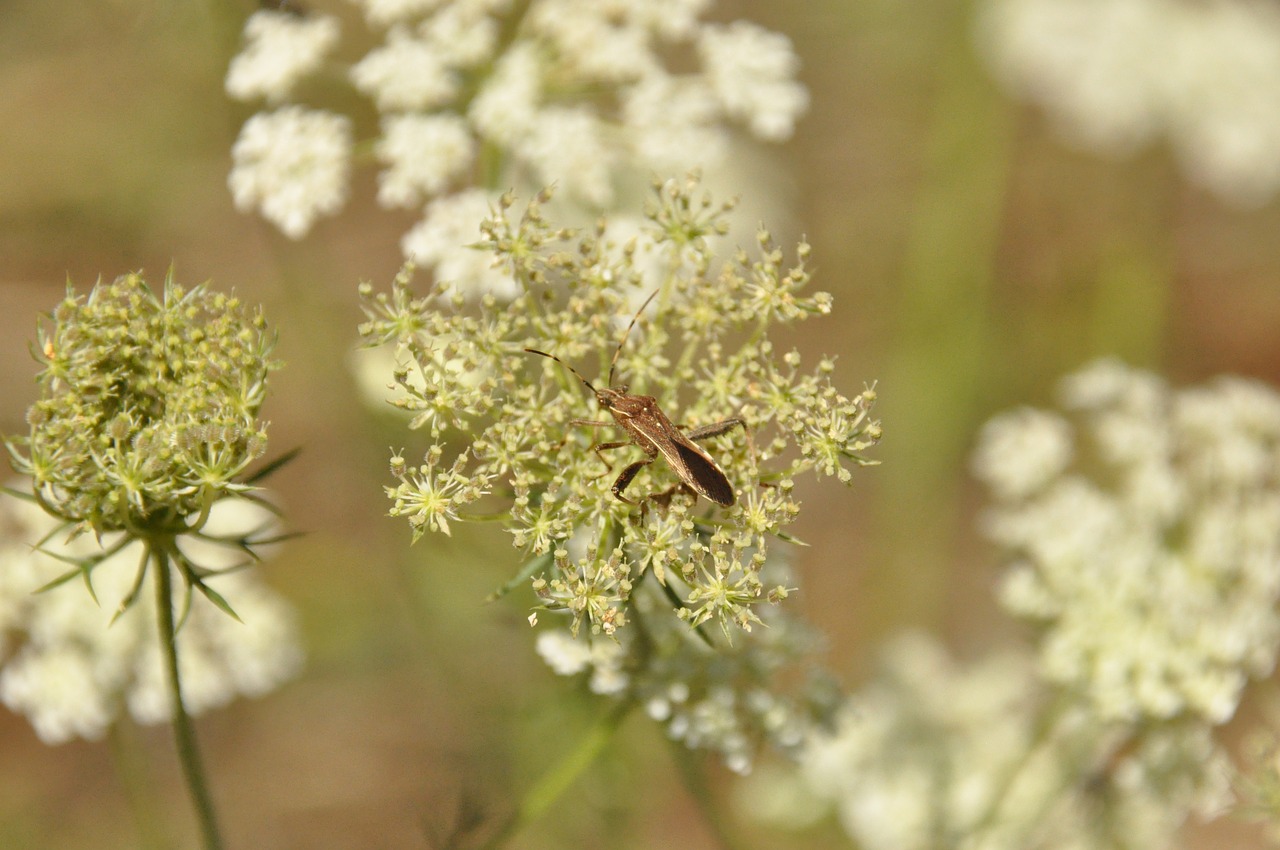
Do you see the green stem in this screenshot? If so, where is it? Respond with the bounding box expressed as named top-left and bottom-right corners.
top-left (152, 543), bottom-right (224, 850)
top-left (106, 719), bottom-right (167, 850)
top-left (868, 0), bottom-right (1014, 636)
top-left (481, 698), bottom-right (634, 849)
top-left (968, 692), bottom-right (1078, 841)
top-left (666, 742), bottom-right (749, 850)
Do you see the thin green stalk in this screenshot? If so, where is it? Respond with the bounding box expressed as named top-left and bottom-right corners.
top-left (967, 692), bottom-right (1079, 842)
top-left (666, 741), bottom-right (750, 850)
top-left (106, 719), bottom-right (167, 850)
top-left (152, 543), bottom-right (224, 850)
top-left (481, 698), bottom-right (634, 849)
top-left (868, 0), bottom-right (1014, 637)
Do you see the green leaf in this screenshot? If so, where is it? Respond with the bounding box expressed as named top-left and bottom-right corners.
top-left (110, 552), bottom-right (151, 625)
top-left (33, 565), bottom-right (88, 595)
top-left (0, 485), bottom-right (37, 504)
top-left (244, 446), bottom-right (302, 485)
top-left (191, 576), bottom-right (243, 623)
top-left (488, 551), bottom-right (553, 602)
top-left (772, 529), bottom-right (810, 547)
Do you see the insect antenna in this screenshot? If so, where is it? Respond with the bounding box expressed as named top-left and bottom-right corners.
top-left (607, 289), bottom-right (661, 387)
top-left (524, 347), bottom-right (597, 393)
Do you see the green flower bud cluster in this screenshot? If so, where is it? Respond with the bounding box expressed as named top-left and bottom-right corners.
top-left (7, 272), bottom-right (278, 538)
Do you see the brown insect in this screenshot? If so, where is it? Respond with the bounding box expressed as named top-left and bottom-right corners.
top-left (525, 291), bottom-right (744, 509)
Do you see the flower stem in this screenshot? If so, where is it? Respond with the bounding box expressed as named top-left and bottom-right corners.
top-left (152, 543), bottom-right (224, 850)
top-left (106, 719), bottom-right (167, 850)
top-left (481, 698), bottom-right (633, 849)
top-left (666, 741), bottom-right (748, 850)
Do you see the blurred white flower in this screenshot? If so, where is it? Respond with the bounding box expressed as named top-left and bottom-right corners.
top-left (528, 0), bottom-right (659, 83)
top-left (224, 10), bottom-right (339, 103)
top-left (401, 189), bottom-right (518, 298)
top-left (419, 3), bottom-right (501, 66)
top-left (971, 407), bottom-right (1073, 501)
top-left (978, 359), bottom-right (1280, 724)
top-left (699, 21), bottom-right (810, 142)
top-left (352, 0), bottom-right (447, 27)
top-left (375, 113), bottom-right (475, 208)
top-left (790, 634), bottom-right (1039, 850)
top-left (535, 628), bottom-right (628, 694)
top-left (534, 629), bottom-right (594, 676)
top-left (519, 107), bottom-right (617, 208)
top-left (623, 72), bottom-right (726, 172)
top-left (226, 0), bottom-right (808, 280)
top-left (626, 0), bottom-right (712, 40)
top-left (773, 633), bottom-right (1232, 850)
top-left (228, 105), bottom-right (352, 239)
top-left (0, 496), bottom-right (303, 745)
top-left (350, 26), bottom-right (458, 112)
top-left (467, 42), bottom-right (542, 148)
top-left (977, 0), bottom-right (1280, 207)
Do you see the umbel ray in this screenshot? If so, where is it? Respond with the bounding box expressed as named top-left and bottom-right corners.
top-left (524, 290), bottom-right (746, 511)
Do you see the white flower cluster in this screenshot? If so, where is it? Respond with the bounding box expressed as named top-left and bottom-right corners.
top-left (976, 0), bottom-right (1280, 206)
top-left (535, 629), bottom-right (629, 696)
top-left (0, 496), bottom-right (303, 744)
top-left (770, 633), bottom-right (1232, 850)
top-left (792, 634), bottom-right (1038, 850)
top-left (535, 615), bottom-right (817, 776)
top-left (974, 358), bottom-right (1280, 724)
top-left (225, 10), bottom-right (339, 103)
top-left (228, 106), bottom-right (352, 239)
top-left (226, 0), bottom-right (807, 273)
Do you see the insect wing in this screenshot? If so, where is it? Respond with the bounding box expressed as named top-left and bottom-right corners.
top-left (673, 441), bottom-right (735, 506)
top-left (651, 421), bottom-right (735, 507)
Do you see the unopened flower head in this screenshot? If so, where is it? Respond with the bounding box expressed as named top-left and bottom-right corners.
top-left (0, 495), bottom-right (302, 744)
top-left (976, 0), bottom-right (1280, 206)
top-left (7, 272), bottom-right (278, 538)
top-left (975, 358), bottom-right (1280, 724)
top-left (360, 176), bottom-right (878, 768)
top-left (226, 0), bottom-right (809, 259)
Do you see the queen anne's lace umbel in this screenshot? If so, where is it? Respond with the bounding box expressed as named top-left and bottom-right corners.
top-left (226, 0), bottom-right (808, 264)
top-left (975, 358), bottom-right (1280, 725)
top-left (977, 0), bottom-right (1280, 206)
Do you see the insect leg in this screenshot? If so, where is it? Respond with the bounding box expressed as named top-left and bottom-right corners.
top-left (583, 440), bottom-right (630, 480)
top-left (685, 416), bottom-right (758, 471)
top-left (611, 458), bottom-right (653, 505)
top-left (683, 417), bottom-right (745, 442)
top-left (563, 418), bottom-right (626, 473)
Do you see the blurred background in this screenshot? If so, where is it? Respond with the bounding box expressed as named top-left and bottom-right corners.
top-left (2, 0), bottom-right (1279, 847)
